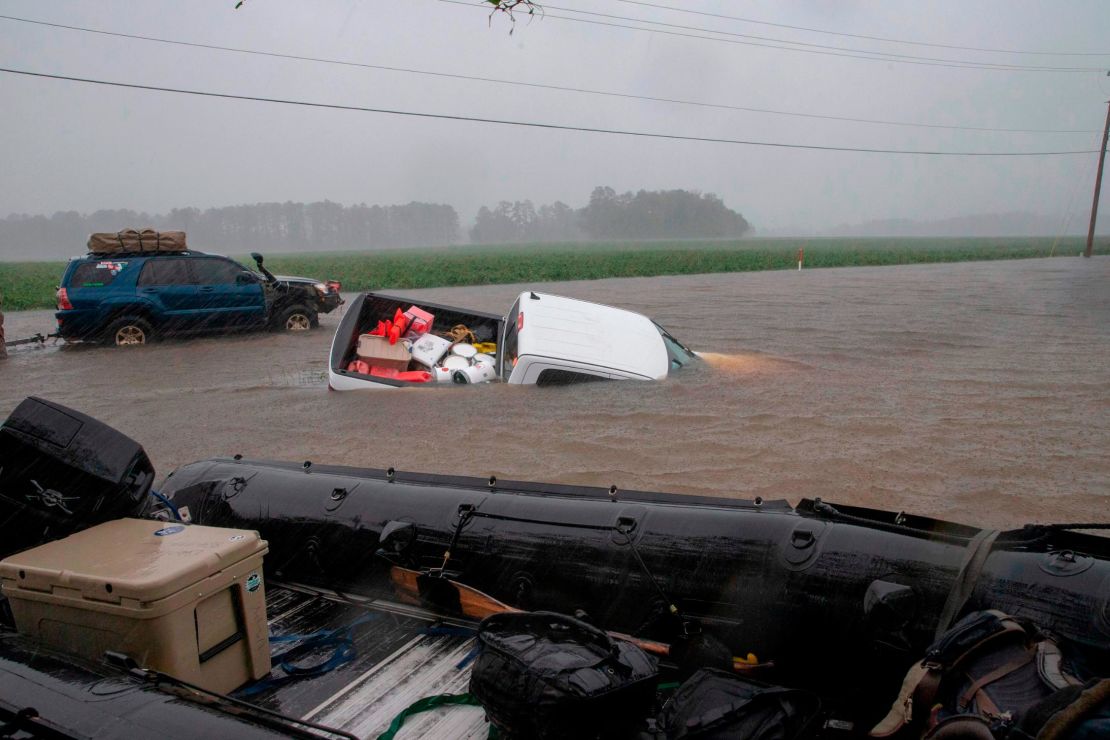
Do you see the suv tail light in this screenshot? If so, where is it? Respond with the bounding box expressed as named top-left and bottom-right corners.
top-left (326, 280), bottom-right (341, 293)
top-left (56, 287), bottom-right (73, 310)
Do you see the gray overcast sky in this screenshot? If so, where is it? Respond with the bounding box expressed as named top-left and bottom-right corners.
top-left (2, 0), bottom-right (1109, 238)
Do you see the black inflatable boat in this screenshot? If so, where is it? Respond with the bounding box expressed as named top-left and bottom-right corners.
top-left (1, 397), bottom-right (1107, 739)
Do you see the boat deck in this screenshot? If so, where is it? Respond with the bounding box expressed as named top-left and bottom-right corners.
top-left (253, 584), bottom-right (490, 739)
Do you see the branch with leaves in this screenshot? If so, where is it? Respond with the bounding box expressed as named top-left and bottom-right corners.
top-left (486, 0), bottom-right (542, 32)
top-left (235, 0), bottom-right (544, 32)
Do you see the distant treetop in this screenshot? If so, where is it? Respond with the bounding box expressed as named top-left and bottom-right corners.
top-left (470, 187), bottom-right (752, 244)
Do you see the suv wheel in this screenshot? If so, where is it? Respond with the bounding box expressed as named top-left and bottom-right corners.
top-left (275, 305), bottom-right (317, 332)
top-left (104, 317), bottom-right (154, 347)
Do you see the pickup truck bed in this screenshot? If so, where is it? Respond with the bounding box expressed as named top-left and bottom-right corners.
top-left (329, 292), bottom-right (504, 390)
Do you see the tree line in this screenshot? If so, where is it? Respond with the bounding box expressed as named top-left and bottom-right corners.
top-left (0, 187), bottom-right (752, 259)
top-left (0, 201), bottom-right (460, 259)
top-left (470, 187), bottom-right (751, 243)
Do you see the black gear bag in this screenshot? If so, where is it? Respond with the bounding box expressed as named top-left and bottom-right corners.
top-left (468, 611), bottom-right (658, 739)
top-left (660, 668), bottom-right (821, 740)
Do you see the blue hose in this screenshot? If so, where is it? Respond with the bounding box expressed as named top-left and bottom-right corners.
top-left (150, 489), bottom-right (182, 521)
top-left (237, 613), bottom-right (381, 697)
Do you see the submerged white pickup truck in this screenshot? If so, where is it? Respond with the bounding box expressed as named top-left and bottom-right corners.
top-left (328, 290), bottom-right (698, 390)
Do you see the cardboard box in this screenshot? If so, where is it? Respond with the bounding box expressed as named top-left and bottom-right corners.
top-left (0, 519), bottom-right (270, 694)
top-left (357, 333), bottom-right (411, 371)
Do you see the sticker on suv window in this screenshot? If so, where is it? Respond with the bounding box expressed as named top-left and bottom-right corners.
top-left (95, 261), bottom-right (127, 275)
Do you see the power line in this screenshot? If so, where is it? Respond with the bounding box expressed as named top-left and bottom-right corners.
top-left (0, 67), bottom-right (1099, 157)
top-left (537, 2), bottom-right (1104, 70)
top-left (440, 0), bottom-right (1104, 73)
top-left (613, 0), bottom-right (1110, 58)
top-left (0, 14), bottom-right (1096, 135)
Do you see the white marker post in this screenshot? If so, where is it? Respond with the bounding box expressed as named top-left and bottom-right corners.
top-left (797, 248), bottom-right (804, 271)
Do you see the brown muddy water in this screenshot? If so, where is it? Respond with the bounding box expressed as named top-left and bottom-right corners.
top-left (1, 257), bottom-right (1107, 530)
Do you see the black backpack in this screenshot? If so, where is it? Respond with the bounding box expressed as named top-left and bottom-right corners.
top-left (659, 669), bottom-right (821, 740)
top-left (468, 611), bottom-right (659, 739)
top-left (871, 610), bottom-right (1085, 739)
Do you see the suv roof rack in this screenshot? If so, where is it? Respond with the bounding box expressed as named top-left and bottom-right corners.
top-left (85, 250), bottom-right (205, 258)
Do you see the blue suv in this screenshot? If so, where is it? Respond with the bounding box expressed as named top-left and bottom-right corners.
top-left (55, 251), bottom-right (342, 346)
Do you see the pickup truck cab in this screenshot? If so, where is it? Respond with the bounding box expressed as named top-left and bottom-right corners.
top-left (328, 290), bottom-right (696, 390)
top-left (55, 251), bottom-right (342, 346)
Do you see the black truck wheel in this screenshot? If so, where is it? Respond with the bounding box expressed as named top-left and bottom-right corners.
top-left (103, 316), bottom-right (154, 347)
top-left (274, 304), bottom-right (318, 332)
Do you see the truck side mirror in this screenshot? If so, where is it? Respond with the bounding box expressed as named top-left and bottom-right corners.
top-left (248, 253), bottom-right (277, 284)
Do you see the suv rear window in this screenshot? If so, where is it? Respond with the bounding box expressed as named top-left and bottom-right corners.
top-left (69, 260), bottom-right (129, 288)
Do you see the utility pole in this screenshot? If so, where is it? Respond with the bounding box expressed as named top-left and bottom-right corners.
top-left (1085, 99), bottom-right (1110, 258)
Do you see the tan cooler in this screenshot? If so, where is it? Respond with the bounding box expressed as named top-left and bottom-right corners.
top-left (0, 518), bottom-right (271, 694)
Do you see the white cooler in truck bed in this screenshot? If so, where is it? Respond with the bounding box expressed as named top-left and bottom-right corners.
top-left (0, 518), bottom-right (271, 694)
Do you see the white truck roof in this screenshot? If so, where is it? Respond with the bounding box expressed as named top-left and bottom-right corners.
top-left (513, 292), bottom-right (669, 380)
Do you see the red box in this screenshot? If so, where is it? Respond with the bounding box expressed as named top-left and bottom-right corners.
top-left (403, 305), bottom-right (434, 335)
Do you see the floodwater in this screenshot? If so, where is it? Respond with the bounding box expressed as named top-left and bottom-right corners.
top-left (2, 257), bottom-right (1107, 530)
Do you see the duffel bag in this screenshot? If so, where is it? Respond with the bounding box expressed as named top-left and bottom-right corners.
top-left (469, 610), bottom-right (658, 739)
top-left (660, 668), bottom-right (821, 740)
top-left (87, 229), bottom-right (186, 254)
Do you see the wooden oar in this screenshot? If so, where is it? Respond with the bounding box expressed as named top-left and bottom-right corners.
top-left (390, 565), bottom-right (521, 620)
top-left (389, 566), bottom-right (672, 656)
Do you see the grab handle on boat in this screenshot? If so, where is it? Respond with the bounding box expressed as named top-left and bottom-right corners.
top-left (791, 529), bottom-right (816, 549)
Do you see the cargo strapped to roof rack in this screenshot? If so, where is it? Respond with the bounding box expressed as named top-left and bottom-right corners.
top-left (87, 229), bottom-right (187, 254)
